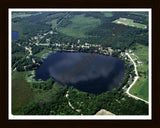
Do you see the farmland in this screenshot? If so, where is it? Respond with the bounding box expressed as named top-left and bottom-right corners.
top-left (129, 43), bottom-right (149, 101)
top-left (113, 18), bottom-right (147, 29)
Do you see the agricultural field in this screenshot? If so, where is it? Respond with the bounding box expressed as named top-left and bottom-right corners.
top-left (58, 14), bottom-right (101, 38)
top-left (112, 18), bottom-right (147, 29)
top-left (129, 43), bottom-right (149, 101)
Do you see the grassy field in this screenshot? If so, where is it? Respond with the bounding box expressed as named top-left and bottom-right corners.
top-left (12, 22), bottom-right (24, 38)
top-left (12, 70), bottom-right (64, 114)
top-left (58, 14), bottom-right (101, 38)
top-left (12, 12), bottom-right (41, 18)
top-left (129, 43), bottom-right (149, 101)
top-left (34, 82), bottom-right (64, 104)
top-left (113, 18), bottom-right (147, 29)
top-left (12, 71), bottom-right (35, 114)
top-left (35, 48), bottom-right (52, 58)
top-left (46, 19), bottom-right (58, 30)
top-left (102, 12), bottom-right (113, 17)
top-left (12, 52), bottom-right (25, 57)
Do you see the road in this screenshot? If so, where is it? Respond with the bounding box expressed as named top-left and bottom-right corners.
top-left (125, 53), bottom-right (149, 104)
top-left (25, 46), bottom-right (32, 56)
top-left (65, 91), bottom-right (81, 113)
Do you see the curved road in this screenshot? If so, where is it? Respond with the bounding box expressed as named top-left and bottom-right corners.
top-left (125, 53), bottom-right (149, 104)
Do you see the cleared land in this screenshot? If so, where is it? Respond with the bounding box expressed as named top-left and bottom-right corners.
top-left (12, 71), bottom-right (35, 114)
top-left (129, 43), bottom-right (149, 101)
top-left (95, 109), bottom-right (115, 115)
top-left (12, 12), bottom-right (41, 18)
top-left (46, 19), bottom-right (58, 30)
top-left (12, 70), bottom-right (64, 114)
top-left (112, 18), bottom-right (147, 29)
top-left (58, 14), bottom-right (101, 38)
top-left (102, 12), bottom-right (113, 17)
top-left (35, 48), bottom-right (51, 58)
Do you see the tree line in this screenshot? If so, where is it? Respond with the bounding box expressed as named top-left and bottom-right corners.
top-left (16, 86), bottom-right (148, 115)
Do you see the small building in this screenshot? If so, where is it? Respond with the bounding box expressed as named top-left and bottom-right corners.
top-left (137, 61), bottom-right (142, 66)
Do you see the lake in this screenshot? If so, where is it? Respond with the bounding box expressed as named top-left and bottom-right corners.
top-left (12, 31), bottom-right (19, 40)
top-left (35, 52), bottom-right (126, 94)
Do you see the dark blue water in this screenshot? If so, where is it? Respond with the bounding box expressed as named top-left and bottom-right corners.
top-left (35, 52), bottom-right (126, 94)
top-left (12, 31), bottom-right (19, 40)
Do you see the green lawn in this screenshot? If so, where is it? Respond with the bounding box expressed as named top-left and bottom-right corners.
top-left (113, 18), bottom-right (147, 29)
top-left (12, 71), bottom-right (35, 114)
top-left (58, 14), bottom-right (101, 38)
top-left (129, 43), bottom-right (149, 101)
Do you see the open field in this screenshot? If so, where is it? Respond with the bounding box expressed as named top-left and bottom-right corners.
top-left (12, 12), bottom-right (42, 18)
top-left (113, 18), bottom-right (147, 29)
top-left (12, 52), bottom-right (25, 57)
top-left (12, 71), bottom-right (35, 114)
top-left (12, 70), bottom-right (64, 114)
top-left (34, 82), bottom-right (64, 104)
top-left (35, 48), bottom-right (52, 58)
top-left (46, 19), bottom-right (58, 30)
top-left (102, 12), bottom-right (113, 17)
top-left (128, 12), bottom-right (148, 16)
top-left (129, 43), bottom-right (149, 101)
top-left (95, 109), bottom-right (115, 115)
top-left (58, 14), bottom-right (101, 38)
top-left (12, 22), bottom-right (24, 38)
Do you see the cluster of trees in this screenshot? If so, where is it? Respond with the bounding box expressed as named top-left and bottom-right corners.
top-left (12, 41), bottom-right (25, 54)
top-left (16, 86), bottom-right (148, 115)
top-left (12, 13), bottom-right (53, 38)
top-left (17, 86), bottom-right (80, 115)
top-left (32, 45), bottom-right (44, 54)
top-left (30, 78), bottom-right (54, 91)
top-left (39, 31), bottom-right (76, 44)
top-left (118, 58), bottom-right (135, 90)
top-left (12, 56), bottom-right (22, 66)
top-left (12, 56), bottom-right (42, 71)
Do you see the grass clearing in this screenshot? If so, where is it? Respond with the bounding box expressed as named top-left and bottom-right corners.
top-left (12, 22), bottom-right (25, 38)
top-left (46, 19), bottom-right (58, 30)
top-left (12, 71), bottom-right (35, 114)
top-left (12, 52), bottom-right (25, 57)
top-left (113, 18), bottom-right (147, 29)
top-left (129, 43), bottom-right (149, 101)
top-left (12, 12), bottom-right (41, 18)
top-left (102, 12), bottom-right (113, 17)
top-left (34, 82), bottom-right (64, 104)
top-left (35, 48), bottom-right (52, 58)
top-left (58, 14), bottom-right (101, 38)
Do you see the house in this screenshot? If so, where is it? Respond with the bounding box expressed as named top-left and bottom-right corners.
top-left (77, 39), bottom-right (80, 44)
top-left (137, 61), bottom-right (142, 66)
